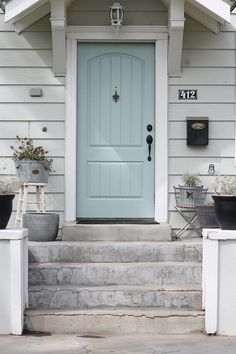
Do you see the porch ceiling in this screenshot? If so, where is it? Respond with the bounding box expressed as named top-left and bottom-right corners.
top-left (3, 0), bottom-right (232, 77)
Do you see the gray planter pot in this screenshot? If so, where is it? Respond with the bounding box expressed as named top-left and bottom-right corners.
top-left (195, 205), bottom-right (219, 229)
top-left (23, 213), bottom-right (59, 241)
top-left (15, 160), bottom-right (49, 183)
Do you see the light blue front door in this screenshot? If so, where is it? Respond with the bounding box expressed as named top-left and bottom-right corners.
top-left (77, 43), bottom-right (155, 218)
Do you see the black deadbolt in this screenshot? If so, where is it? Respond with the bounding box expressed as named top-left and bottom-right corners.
top-left (147, 124), bottom-right (153, 132)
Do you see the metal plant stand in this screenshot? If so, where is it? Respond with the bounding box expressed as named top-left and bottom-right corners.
top-left (175, 206), bottom-right (201, 239)
top-left (174, 186), bottom-right (208, 239)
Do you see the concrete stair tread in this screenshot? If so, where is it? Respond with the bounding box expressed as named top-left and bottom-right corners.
top-left (25, 307), bottom-right (204, 317)
top-left (29, 284), bottom-right (202, 291)
top-left (29, 261), bottom-right (201, 268)
top-left (29, 240), bottom-right (202, 246)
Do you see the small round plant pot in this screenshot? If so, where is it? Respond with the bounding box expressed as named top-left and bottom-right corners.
top-left (15, 160), bottom-right (49, 183)
top-left (0, 195), bottom-right (15, 229)
top-left (23, 212), bottom-right (59, 241)
top-left (212, 195), bottom-right (236, 230)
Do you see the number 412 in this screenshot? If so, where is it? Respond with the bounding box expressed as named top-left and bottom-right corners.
top-left (178, 90), bottom-right (197, 100)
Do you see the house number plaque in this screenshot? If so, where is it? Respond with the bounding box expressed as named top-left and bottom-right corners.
top-left (178, 89), bottom-right (198, 100)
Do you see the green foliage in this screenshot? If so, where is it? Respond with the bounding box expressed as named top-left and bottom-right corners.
top-left (213, 175), bottom-right (236, 196)
top-left (10, 136), bottom-right (53, 172)
top-left (181, 173), bottom-right (201, 187)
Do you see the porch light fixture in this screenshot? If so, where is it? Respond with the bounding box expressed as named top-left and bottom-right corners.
top-left (109, 2), bottom-right (124, 32)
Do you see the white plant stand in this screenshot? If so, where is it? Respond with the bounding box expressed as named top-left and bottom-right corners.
top-left (203, 229), bottom-right (236, 335)
top-left (15, 183), bottom-right (47, 228)
top-left (0, 229), bottom-right (28, 335)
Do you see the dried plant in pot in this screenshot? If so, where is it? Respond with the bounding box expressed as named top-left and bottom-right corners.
top-left (0, 176), bottom-right (23, 229)
top-left (212, 175), bottom-right (236, 230)
top-left (174, 173), bottom-right (207, 209)
top-left (10, 136), bottom-right (53, 183)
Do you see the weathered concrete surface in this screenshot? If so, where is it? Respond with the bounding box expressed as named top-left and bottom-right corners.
top-left (29, 284), bottom-right (201, 309)
top-left (29, 262), bottom-right (202, 286)
top-left (1, 333), bottom-right (236, 354)
top-left (29, 240), bottom-right (202, 263)
top-left (27, 237), bottom-right (203, 334)
top-left (24, 308), bottom-right (204, 334)
top-left (62, 222), bottom-right (171, 241)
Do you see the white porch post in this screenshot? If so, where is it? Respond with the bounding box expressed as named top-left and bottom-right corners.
top-left (0, 229), bottom-right (28, 335)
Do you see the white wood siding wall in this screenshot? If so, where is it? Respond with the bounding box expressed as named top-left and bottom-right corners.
top-left (169, 16), bottom-right (236, 236)
top-left (0, 13), bottom-right (65, 228)
top-left (67, 0), bottom-right (168, 26)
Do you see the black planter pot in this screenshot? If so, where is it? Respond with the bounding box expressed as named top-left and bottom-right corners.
top-left (0, 195), bottom-right (15, 229)
top-left (212, 195), bottom-right (236, 230)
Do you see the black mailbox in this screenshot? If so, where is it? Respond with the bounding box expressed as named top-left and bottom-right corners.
top-left (187, 117), bottom-right (208, 145)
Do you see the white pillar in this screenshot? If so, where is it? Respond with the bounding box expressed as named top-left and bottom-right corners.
top-left (0, 229), bottom-right (28, 335)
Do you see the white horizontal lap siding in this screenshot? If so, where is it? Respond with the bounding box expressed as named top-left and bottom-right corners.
top-left (0, 104), bottom-right (65, 121)
top-left (169, 121), bottom-right (235, 139)
top-left (169, 16), bottom-right (236, 235)
top-left (0, 157), bottom-right (64, 175)
top-left (0, 13), bottom-right (66, 225)
top-left (67, 0), bottom-right (168, 26)
top-left (0, 121), bottom-right (65, 138)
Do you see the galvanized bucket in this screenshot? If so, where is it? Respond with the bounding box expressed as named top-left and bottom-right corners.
top-left (15, 160), bottom-right (49, 183)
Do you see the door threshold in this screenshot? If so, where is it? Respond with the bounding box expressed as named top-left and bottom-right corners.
top-left (76, 218), bottom-right (159, 225)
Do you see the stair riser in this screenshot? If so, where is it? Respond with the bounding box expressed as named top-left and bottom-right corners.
top-left (29, 264), bottom-right (202, 286)
top-left (29, 288), bottom-right (202, 310)
top-left (24, 312), bottom-right (204, 334)
top-left (62, 223), bottom-right (171, 242)
top-left (29, 243), bottom-right (202, 264)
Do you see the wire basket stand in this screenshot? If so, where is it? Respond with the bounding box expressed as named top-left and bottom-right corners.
top-left (174, 186), bottom-right (208, 238)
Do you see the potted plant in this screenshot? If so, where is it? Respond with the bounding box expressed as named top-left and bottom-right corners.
top-left (212, 175), bottom-right (236, 230)
top-left (10, 136), bottom-right (53, 183)
top-left (174, 173), bottom-right (207, 208)
top-left (195, 203), bottom-right (219, 229)
top-left (0, 176), bottom-right (23, 229)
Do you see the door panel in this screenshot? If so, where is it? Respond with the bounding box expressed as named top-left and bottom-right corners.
top-left (77, 43), bottom-right (155, 218)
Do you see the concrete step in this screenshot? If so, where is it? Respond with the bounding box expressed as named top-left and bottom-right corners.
top-left (24, 308), bottom-right (204, 334)
top-left (29, 262), bottom-right (202, 287)
top-left (28, 284), bottom-right (202, 310)
top-left (61, 222), bottom-right (171, 242)
top-left (28, 240), bottom-right (202, 264)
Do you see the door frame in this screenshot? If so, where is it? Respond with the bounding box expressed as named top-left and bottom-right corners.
top-left (65, 26), bottom-right (168, 223)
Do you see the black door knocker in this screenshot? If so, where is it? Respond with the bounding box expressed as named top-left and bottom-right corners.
top-left (112, 87), bottom-right (120, 103)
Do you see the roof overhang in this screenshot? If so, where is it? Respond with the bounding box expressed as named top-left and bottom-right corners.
top-left (162, 0), bottom-right (231, 76)
top-left (3, 0), bottom-right (232, 77)
top-left (5, 0), bottom-right (73, 76)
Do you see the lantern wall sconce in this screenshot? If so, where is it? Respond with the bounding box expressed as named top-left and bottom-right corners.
top-left (109, 2), bottom-right (124, 32)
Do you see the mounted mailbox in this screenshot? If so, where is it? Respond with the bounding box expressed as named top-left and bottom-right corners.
top-left (187, 117), bottom-right (209, 145)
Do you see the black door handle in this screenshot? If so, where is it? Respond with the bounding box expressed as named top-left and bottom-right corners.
top-left (146, 135), bottom-right (153, 161)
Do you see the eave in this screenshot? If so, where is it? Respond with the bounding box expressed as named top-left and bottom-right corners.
top-left (162, 0), bottom-right (231, 76)
top-left (5, 0), bottom-right (72, 76)
top-left (3, 0), bottom-right (232, 77)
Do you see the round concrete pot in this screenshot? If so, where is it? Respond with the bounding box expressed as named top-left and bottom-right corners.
top-left (23, 212), bottom-right (59, 241)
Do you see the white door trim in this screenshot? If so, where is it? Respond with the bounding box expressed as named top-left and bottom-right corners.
top-left (65, 26), bottom-right (168, 222)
